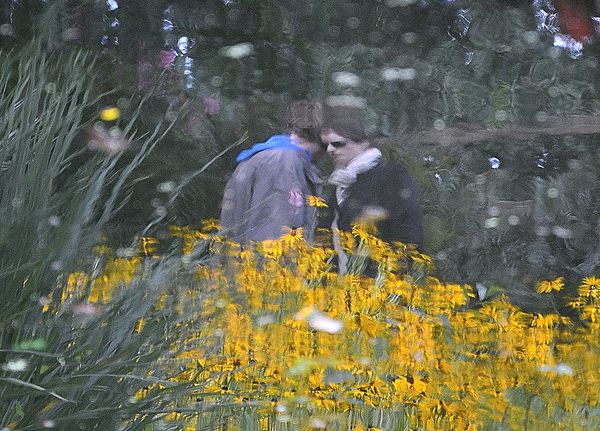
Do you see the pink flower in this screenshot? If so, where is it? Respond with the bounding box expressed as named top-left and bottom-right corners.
top-left (160, 49), bottom-right (177, 68)
top-left (203, 96), bottom-right (220, 115)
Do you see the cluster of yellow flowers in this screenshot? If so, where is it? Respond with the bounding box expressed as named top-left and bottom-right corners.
top-left (51, 222), bottom-right (600, 430)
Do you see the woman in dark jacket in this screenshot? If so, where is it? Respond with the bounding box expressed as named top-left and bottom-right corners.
top-left (332, 161), bottom-right (424, 248)
top-left (320, 105), bottom-right (424, 271)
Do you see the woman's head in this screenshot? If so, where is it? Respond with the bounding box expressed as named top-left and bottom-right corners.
top-left (321, 105), bottom-right (369, 167)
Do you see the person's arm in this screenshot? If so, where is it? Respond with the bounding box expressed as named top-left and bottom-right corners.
top-left (317, 186), bottom-right (337, 229)
top-left (219, 165), bottom-right (254, 242)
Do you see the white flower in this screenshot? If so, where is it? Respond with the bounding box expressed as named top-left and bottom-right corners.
top-left (484, 218), bottom-right (499, 229)
top-left (106, 0), bottom-right (119, 11)
top-left (256, 314), bottom-right (276, 327)
top-left (476, 283), bottom-right (487, 301)
top-left (556, 363), bottom-right (574, 376)
top-left (42, 420), bottom-right (56, 428)
top-left (381, 67), bottom-right (417, 81)
top-left (552, 226), bottom-right (573, 239)
top-left (538, 363), bottom-right (575, 376)
top-left (295, 306), bottom-right (343, 334)
top-left (333, 72), bottom-right (361, 87)
top-left (308, 312), bottom-right (343, 334)
top-left (326, 95), bottom-right (366, 108)
top-left (157, 181), bottom-right (176, 193)
top-left (220, 42), bottom-right (254, 59)
top-left (309, 417), bottom-right (327, 429)
top-left (2, 358), bottom-right (28, 372)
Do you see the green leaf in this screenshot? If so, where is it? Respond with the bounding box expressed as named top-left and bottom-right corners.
top-left (15, 401), bottom-right (24, 419)
top-left (13, 338), bottom-right (48, 351)
top-left (0, 377), bottom-right (73, 403)
top-left (487, 284), bottom-right (506, 298)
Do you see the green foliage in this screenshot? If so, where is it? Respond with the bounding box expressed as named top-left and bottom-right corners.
top-left (0, 39), bottom-right (174, 319)
top-left (0, 36), bottom-right (196, 430)
top-left (1, 260), bottom-right (196, 430)
top-left (0, 41), bottom-right (103, 318)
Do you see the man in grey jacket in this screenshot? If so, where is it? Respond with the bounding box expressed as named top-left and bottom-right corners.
top-left (220, 101), bottom-right (324, 242)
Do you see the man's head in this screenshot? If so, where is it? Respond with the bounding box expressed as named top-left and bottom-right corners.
top-left (287, 100), bottom-right (324, 155)
top-left (320, 105), bottom-right (370, 168)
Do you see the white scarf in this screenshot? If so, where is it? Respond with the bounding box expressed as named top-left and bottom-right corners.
top-left (328, 148), bottom-right (382, 204)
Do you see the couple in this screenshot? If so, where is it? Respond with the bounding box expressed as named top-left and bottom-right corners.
top-left (220, 100), bottom-right (424, 257)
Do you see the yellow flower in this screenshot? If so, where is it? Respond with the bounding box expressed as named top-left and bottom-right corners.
top-left (139, 236), bottom-right (158, 256)
top-left (280, 227), bottom-right (305, 247)
top-left (201, 219), bottom-right (221, 231)
top-left (337, 229), bottom-right (356, 251)
top-left (352, 222), bottom-right (377, 239)
top-left (412, 252), bottom-right (433, 267)
top-left (393, 376), bottom-right (411, 395)
top-left (259, 417), bottom-right (269, 430)
top-left (412, 376), bottom-right (428, 394)
top-left (93, 244), bottom-right (112, 255)
top-left (581, 305), bottom-right (600, 322)
top-left (307, 195), bottom-right (328, 207)
top-left (536, 277), bottom-right (564, 293)
top-left (134, 318), bottom-right (145, 333)
top-left (259, 239), bottom-right (284, 260)
top-left (99, 106), bottom-right (120, 121)
top-left (164, 411), bottom-right (183, 421)
top-left (579, 276), bottom-right (600, 299)
top-left (540, 314), bottom-right (559, 329)
top-left (45, 220), bottom-right (600, 429)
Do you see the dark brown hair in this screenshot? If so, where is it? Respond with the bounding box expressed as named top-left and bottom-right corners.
top-left (287, 100), bottom-right (323, 144)
top-left (322, 105), bottom-right (367, 142)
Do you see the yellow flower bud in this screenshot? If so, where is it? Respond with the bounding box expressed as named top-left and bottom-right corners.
top-left (99, 106), bottom-right (120, 121)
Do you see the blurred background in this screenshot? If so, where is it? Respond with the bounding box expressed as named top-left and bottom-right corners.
top-left (3, 0), bottom-right (600, 309)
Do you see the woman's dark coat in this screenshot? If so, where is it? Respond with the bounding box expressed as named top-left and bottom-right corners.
top-left (325, 162), bottom-right (424, 250)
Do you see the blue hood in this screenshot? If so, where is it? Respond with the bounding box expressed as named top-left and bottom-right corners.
top-left (235, 134), bottom-right (309, 163)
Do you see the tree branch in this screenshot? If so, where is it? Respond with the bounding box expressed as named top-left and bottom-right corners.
top-left (410, 115), bottom-right (600, 145)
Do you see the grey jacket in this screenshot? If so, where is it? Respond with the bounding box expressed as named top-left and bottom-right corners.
top-left (220, 147), bottom-right (321, 242)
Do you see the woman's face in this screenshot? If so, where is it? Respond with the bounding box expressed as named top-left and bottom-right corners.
top-left (321, 129), bottom-right (370, 168)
